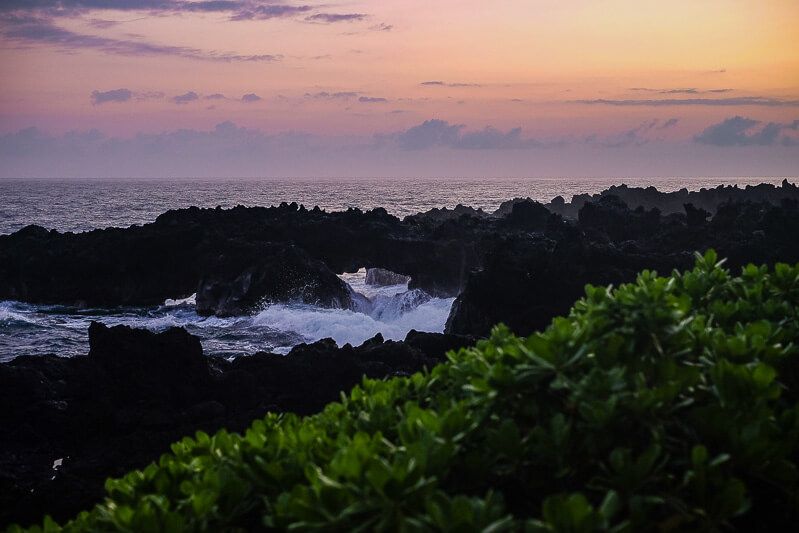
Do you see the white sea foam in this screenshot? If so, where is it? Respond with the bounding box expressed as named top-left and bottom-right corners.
top-left (163, 293), bottom-right (197, 307)
top-left (0, 268), bottom-right (455, 360)
top-left (247, 268), bottom-right (453, 350)
top-left (252, 295), bottom-right (453, 350)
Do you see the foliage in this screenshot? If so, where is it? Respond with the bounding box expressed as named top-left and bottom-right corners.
top-left (12, 251), bottom-right (799, 532)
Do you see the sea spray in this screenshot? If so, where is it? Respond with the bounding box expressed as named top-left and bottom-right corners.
top-left (0, 268), bottom-right (454, 361)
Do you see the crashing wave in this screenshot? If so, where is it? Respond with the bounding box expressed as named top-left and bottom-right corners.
top-left (0, 268), bottom-right (455, 360)
top-left (0, 301), bottom-right (39, 326)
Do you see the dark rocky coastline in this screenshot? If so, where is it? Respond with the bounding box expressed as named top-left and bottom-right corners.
top-left (4, 180), bottom-right (798, 315)
top-left (446, 196), bottom-right (799, 337)
top-left (1, 323), bottom-right (473, 526)
top-left (2, 180), bottom-right (799, 527)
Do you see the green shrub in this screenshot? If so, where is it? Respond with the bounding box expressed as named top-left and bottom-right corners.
top-left (12, 251), bottom-right (799, 531)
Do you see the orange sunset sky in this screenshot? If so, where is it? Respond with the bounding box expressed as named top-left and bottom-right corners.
top-left (0, 0), bottom-right (798, 177)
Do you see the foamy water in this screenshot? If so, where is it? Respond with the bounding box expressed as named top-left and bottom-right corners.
top-left (0, 269), bottom-right (454, 362)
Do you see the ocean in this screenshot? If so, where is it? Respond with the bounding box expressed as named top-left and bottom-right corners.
top-left (0, 176), bottom-right (790, 361)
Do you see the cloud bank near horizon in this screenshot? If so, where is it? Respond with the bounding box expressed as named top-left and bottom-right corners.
top-left (1, 117), bottom-right (796, 179)
top-left (695, 116), bottom-right (799, 146)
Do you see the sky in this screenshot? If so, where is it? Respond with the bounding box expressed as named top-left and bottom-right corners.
top-left (0, 0), bottom-right (798, 178)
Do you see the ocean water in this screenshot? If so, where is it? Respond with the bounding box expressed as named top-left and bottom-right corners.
top-left (0, 177), bottom-right (788, 235)
top-left (0, 269), bottom-right (454, 362)
top-left (0, 176), bottom-right (790, 361)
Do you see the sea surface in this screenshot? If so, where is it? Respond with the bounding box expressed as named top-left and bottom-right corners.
top-left (0, 177), bottom-right (791, 361)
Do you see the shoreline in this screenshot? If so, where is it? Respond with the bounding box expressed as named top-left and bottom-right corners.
top-left (3, 180), bottom-right (799, 526)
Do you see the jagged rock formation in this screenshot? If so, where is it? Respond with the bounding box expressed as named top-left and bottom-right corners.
top-left (195, 242), bottom-right (352, 316)
top-left (2, 181), bottom-right (798, 317)
top-left (0, 203), bottom-right (485, 313)
top-left (544, 179), bottom-right (799, 218)
top-left (446, 198), bottom-right (799, 336)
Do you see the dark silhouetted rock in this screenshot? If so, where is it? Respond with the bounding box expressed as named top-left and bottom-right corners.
top-left (546, 180), bottom-right (799, 218)
top-left (0, 324), bottom-right (474, 528)
top-left (684, 203), bottom-right (710, 227)
top-left (446, 198), bottom-right (799, 337)
top-left (4, 181), bottom-right (796, 312)
top-left (501, 199), bottom-right (553, 230)
top-left (195, 243), bottom-right (352, 316)
top-left (88, 322), bottom-right (209, 404)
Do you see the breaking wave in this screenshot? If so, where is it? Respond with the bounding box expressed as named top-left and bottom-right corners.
top-left (0, 268), bottom-right (454, 361)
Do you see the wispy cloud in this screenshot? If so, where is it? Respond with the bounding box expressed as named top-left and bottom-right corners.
top-left (587, 118), bottom-right (680, 147)
top-left (358, 96), bottom-right (387, 103)
top-left (660, 118), bottom-right (679, 129)
top-left (172, 91), bottom-right (199, 104)
top-left (629, 87), bottom-right (732, 95)
top-left (1, 16), bottom-right (281, 61)
top-left (369, 23), bottom-right (393, 32)
top-left (305, 91), bottom-right (358, 100)
top-left (229, 4), bottom-right (313, 22)
top-left (305, 13), bottom-right (366, 24)
top-left (87, 18), bottom-right (122, 29)
top-left (241, 92), bottom-right (261, 103)
top-left (90, 88), bottom-right (132, 105)
top-left (0, 2), bottom-right (308, 19)
top-left (0, 1), bottom-right (384, 30)
top-left (573, 96), bottom-right (799, 107)
top-left (420, 81), bottom-right (481, 88)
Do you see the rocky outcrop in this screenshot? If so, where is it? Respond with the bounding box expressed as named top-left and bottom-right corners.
top-left (3, 182), bottom-right (798, 316)
top-left (446, 198), bottom-right (799, 337)
top-left (404, 204), bottom-right (489, 223)
top-left (500, 199), bottom-right (555, 230)
top-left (544, 179), bottom-right (799, 218)
top-left (0, 323), bottom-right (474, 528)
top-left (577, 195), bottom-right (663, 241)
top-left (195, 243), bottom-right (352, 316)
top-left (88, 321), bottom-right (210, 404)
top-left (0, 203), bottom-right (489, 312)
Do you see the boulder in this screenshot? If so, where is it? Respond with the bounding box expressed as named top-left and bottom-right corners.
top-left (195, 243), bottom-right (353, 316)
top-left (88, 321), bottom-right (209, 404)
top-left (501, 199), bottom-right (552, 230)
